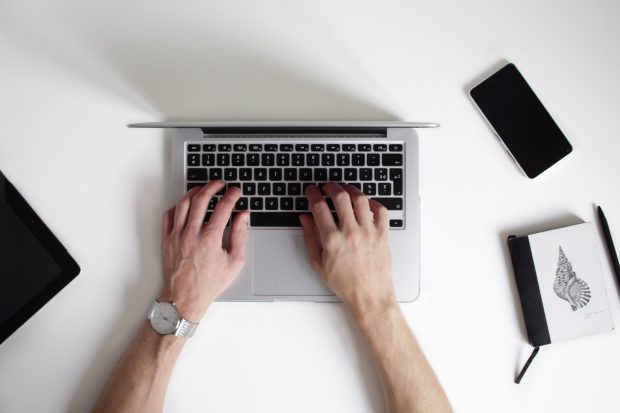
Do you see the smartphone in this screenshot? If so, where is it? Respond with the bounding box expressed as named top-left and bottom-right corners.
top-left (470, 63), bottom-right (572, 178)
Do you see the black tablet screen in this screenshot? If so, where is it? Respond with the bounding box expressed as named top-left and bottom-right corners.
top-left (0, 197), bottom-right (62, 325)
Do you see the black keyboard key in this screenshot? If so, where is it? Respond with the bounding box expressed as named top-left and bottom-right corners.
top-left (187, 182), bottom-right (205, 191)
top-left (203, 212), bottom-right (213, 223)
top-left (261, 153), bottom-right (275, 166)
top-left (258, 183), bottom-right (271, 195)
top-left (247, 154), bottom-right (260, 166)
top-left (327, 144), bottom-right (340, 151)
top-left (299, 168), bottom-right (312, 181)
top-left (273, 182), bottom-right (286, 195)
top-left (367, 154), bottom-right (380, 166)
top-left (295, 144), bottom-right (309, 151)
top-left (277, 153), bottom-right (290, 166)
top-left (217, 154), bottom-right (230, 166)
top-left (234, 144), bottom-right (247, 151)
top-left (187, 168), bottom-right (207, 181)
top-left (322, 153), bottom-right (335, 166)
top-left (288, 183), bottom-right (301, 195)
top-left (336, 153), bottom-right (350, 166)
top-left (269, 168), bottom-right (283, 181)
top-left (228, 182), bottom-right (241, 189)
top-left (292, 153), bottom-right (305, 166)
top-left (311, 144), bottom-right (325, 151)
top-left (187, 153), bottom-right (200, 166)
top-left (208, 197), bottom-right (219, 210)
top-left (188, 144), bottom-right (200, 152)
top-left (279, 144), bottom-right (293, 152)
top-left (249, 144), bottom-right (262, 152)
top-left (382, 153), bottom-right (403, 166)
top-left (239, 168), bottom-right (252, 181)
top-left (314, 168), bottom-right (327, 181)
top-left (363, 183), bottom-right (376, 195)
top-left (250, 198), bottom-right (263, 210)
top-left (373, 144), bottom-right (387, 152)
top-left (202, 144), bottom-right (216, 152)
top-left (375, 168), bottom-right (388, 181)
top-left (202, 153), bottom-right (215, 166)
top-left (218, 144), bottom-right (231, 152)
top-left (236, 197), bottom-right (248, 210)
top-left (390, 168), bottom-right (403, 196)
top-left (378, 182), bottom-right (391, 195)
top-left (265, 144), bottom-right (278, 152)
top-left (224, 168), bottom-right (237, 181)
top-left (284, 168), bottom-right (297, 181)
top-left (350, 182), bottom-right (361, 190)
top-left (344, 168), bottom-right (357, 181)
top-left (372, 197), bottom-right (403, 210)
top-left (389, 144), bottom-right (403, 151)
top-left (295, 197), bottom-right (309, 211)
top-left (303, 183), bottom-right (314, 193)
top-left (325, 197), bottom-right (335, 211)
top-left (342, 144), bottom-right (356, 152)
top-left (352, 154), bottom-right (365, 166)
top-left (243, 183), bottom-right (256, 195)
top-left (359, 168), bottom-right (372, 181)
top-left (209, 168), bottom-right (223, 180)
top-left (232, 153), bottom-right (245, 166)
top-left (389, 219), bottom-right (403, 228)
top-left (254, 168), bottom-right (267, 180)
top-left (251, 212), bottom-right (301, 227)
top-left (358, 144), bottom-right (371, 151)
top-left (280, 197), bottom-right (294, 210)
top-left (265, 197), bottom-right (278, 210)
top-left (307, 153), bottom-right (319, 166)
top-left (329, 168), bottom-right (342, 181)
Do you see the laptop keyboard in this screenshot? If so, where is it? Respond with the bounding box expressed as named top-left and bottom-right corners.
top-left (185, 141), bottom-right (405, 228)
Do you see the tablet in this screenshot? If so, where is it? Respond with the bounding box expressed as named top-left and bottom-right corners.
top-left (0, 170), bottom-right (80, 345)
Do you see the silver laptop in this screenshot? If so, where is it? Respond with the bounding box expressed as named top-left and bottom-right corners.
top-left (130, 121), bottom-right (437, 302)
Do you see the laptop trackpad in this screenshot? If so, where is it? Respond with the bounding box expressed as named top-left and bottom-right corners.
top-left (252, 233), bottom-right (333, 296)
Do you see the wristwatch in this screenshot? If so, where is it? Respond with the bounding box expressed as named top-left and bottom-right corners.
top-left (147, 300), bottom-right (199, 338)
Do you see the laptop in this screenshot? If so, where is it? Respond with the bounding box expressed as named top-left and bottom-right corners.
top-left (130, 121), bottom-right (437, 302)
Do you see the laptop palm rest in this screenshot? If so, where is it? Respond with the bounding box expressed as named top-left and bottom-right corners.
top-left (252, 232), bottom-right (333, 296)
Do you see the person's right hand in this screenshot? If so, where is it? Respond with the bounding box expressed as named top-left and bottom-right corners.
top-left (299, 183), bottom-right (397, 317)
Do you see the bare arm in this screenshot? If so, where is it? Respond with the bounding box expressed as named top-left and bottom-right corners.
top-left (300, 183), bottom-right (452, 413)
top-left (93, 181), bottom-right (248, 413)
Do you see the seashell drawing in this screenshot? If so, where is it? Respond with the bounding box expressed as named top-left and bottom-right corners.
top-left (553, 246), bottom-right (591, 311)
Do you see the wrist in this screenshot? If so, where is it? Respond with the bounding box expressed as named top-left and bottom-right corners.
top-left (347, 289), bottom-right (399, 326)
top-left (157, 289), bottom-right (209, 323)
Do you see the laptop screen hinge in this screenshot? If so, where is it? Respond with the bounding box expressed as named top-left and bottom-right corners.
top-left (201, 127), bottom-right (387, 139)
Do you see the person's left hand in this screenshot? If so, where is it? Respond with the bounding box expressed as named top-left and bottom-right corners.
top-left (159, 180), bottom-right (249, 321)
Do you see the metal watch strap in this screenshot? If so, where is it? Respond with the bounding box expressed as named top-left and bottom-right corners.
top-left (174, 318), bottom-right (198, 338)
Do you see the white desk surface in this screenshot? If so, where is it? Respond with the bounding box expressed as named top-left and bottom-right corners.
top-left (1, 1), bottom-right (619, 412)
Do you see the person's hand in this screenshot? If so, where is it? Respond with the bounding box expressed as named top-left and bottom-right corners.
top-left (159, 180), bottom-right (249, 321)
top-left (299, 182), bottom-right (397, 317)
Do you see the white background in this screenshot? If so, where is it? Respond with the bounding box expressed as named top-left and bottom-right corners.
top-left (1, 0), bottom-right (619, 412)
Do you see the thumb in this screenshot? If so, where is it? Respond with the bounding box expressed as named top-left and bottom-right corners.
top-left (228, 211), bottom-right (250, 265)
top-left (299, 214), bottom-right (323, 276)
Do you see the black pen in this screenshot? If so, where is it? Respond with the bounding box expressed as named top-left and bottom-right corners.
top-left (598, 206), bottom-right (620, 286)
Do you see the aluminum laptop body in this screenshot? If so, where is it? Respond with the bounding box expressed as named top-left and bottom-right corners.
top-left (130, 121), bottom-right (436, 302)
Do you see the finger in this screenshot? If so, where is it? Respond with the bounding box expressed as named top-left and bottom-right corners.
top-left (161, 206), bottom-right (175, 242)
top-left (203, 186), bottom-right (241, 236)
top-left (228, 211), bottom-right (250, 265)
top-left (342, 184), bottom-right (372, 226)
top-left (305, 185), bottom-right (337, 240)
top-left (321, 182), bottom-right (357, 228)
top-left (186, 181), bottom-right (226, 231)
top-left (299, 214), bottom-right (323, 274)
top-left (173, 186), bottom-right (201, 230)
top-left (369, 199), bottom-right (389, 231)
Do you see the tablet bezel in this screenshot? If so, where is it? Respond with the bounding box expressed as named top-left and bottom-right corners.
top-left (0, 171), bottom-right (80, 345)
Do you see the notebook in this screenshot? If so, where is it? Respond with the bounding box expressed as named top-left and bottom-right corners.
top-left (508, 222), bottom-right (614, 347)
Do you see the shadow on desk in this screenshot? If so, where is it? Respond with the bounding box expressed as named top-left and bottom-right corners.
top-left (0, 1), bottom-right (399, 121)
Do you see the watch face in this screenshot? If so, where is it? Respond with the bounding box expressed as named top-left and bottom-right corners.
top-left (150, 302), bottom-right (180, 335)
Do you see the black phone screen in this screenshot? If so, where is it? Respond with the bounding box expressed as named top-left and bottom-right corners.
top-left (470, 63), bottom-right (572, 178)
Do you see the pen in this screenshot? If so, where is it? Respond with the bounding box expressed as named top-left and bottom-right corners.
top-left (598, 206), bottom-right (620, 286)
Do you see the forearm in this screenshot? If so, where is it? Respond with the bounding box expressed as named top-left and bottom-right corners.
top-left (353, 303), bottom-right (452, 413)
top-left (93, 321), bottom-right (185, 413)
